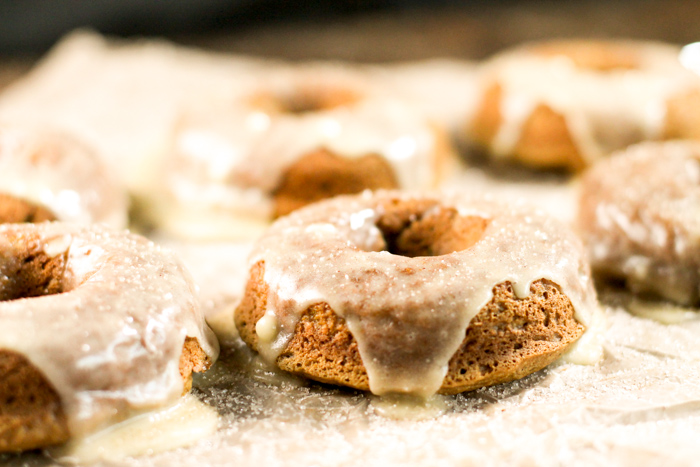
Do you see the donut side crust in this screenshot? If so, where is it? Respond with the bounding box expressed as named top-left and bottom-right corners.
top-left (236, 261), bottom-right (584, 394)
top-left (0, 350), bottom-right (69, 452)
top-left (272, 148), bottom-right (399, 218)
top-left (0, 237), bottom-right (213, 452)
top-left (0, 193), bottom-right (57, 224)
top-left (664, 88), bottom-right (700, 141)
top-left (470, 83), bottom-right (586, 170)
top-left (0, 338), bottom-right (211, 453)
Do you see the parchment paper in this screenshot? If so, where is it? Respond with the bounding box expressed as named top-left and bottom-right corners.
top-left (1, 33), bottom-right (700, 467)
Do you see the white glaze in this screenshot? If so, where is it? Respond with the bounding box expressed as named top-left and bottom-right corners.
top-left (0, 223), bottom-right (219, 438)
top-left (477, 41), bottom-right (700, 163)
top-left (579, 141), bottom-right (700, 305)
top-left (159, 65), bottom-right (446, 239)
top-left (0, 124), bottom-right (128, 227)
top-left (247, 191), bottom-right (602, 398)
top-left (626, 299), bottom-right (698, 324)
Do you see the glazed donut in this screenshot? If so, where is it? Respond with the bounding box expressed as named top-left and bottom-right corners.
top-left (0, 223), bottom-right (219, 452)
top-left (0, 124), bottom-right (128, 227)
top-left (578, 141), bottom-right (700, 306)
top-left (235, 191), bottom-right (603, 397)
top-left (468, 40), bottom-right (700, 170)
top-left (149, 65), bottom-right (454, 239)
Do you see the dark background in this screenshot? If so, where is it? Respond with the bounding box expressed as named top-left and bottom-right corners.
top-left (0, 0), bottom-right (698, 90)
top-left (1, 0), bottom-right (699, 60)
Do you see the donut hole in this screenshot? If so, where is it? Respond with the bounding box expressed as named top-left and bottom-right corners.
top-left (0, 193), bottom-right (56, 224)
top-left (376, 199), bottom-right (489, 258)
top-left (252, 85), bottom-right (362, 115)
top-left (0, 233), bottom-right (68, 302)
top-left (533, 41), bottom-right (640, 71)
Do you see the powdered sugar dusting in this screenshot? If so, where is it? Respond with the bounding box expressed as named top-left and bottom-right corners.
top-left (579, 141), bottom-right (700, 305)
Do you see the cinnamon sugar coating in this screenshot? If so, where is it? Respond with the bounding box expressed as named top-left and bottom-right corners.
top-left (0, 223), bottom-right (219, 451)
top-left (236, 191), bottom-right (601, 396)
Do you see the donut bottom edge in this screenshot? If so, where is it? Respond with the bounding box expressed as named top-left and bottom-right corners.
top-left (235, 261), bottom-right (585, 396)
top-left (0, 337), bottom-right (211, 453)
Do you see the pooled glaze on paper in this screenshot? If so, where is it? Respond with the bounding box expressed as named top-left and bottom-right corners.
top-left (0, 223), bottom-right (219, 438)
top-left (53, 395), bottom-right (218, 464)
top-left (162, 66), bottom-right (444, 238)
top-left (248, 191), bottom-right (602, 397)
top-left (0, 124), bottom-right (128, 227)
top-left (579, 141), bottom-right (700, 305)
top-left (479, 42), bottom-right (700, 163)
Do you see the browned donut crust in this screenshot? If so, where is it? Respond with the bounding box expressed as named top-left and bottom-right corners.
top-left (665, 89), bottom-right (700, 141)
top-left (237, 263), bottom-right (583, 394)
top-left (272, 148), bottom-right (399, 218)
top-left (236, 198), bottom-right (584, 394)
top-left (0, 338), bottom-right (209, 453)
top-left (0, 193), bottom-right (57, 224)
top-left (0, 233), bottom-right (212, 452)
top-left (471, 83), bottom-right (587, 171)
top-left (272, 123), bottom-right (453, 219)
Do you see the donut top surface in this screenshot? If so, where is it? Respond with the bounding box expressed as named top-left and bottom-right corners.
top-left (166, 66), bottom-right (444, 220)
top-left (0, 124), bottom-right (128, 227)
top-left (248, 191), bottom-right (602, 397)
top-left (579, 141), bottom-right (700, 304)
top-left (0, 223), bottom-right (219, 437)
top-left (478, 41), bottom-right (700, 163)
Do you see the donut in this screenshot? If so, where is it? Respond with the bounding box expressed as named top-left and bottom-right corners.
top-left (468, 40), bottom-right (700, 170)
top-left (235, 191), bottom-right (603, 397)
top-left (147, 65), bottom-right (454, 240)
top-left (0, 124), bottom-right (128, 227)
top-left (578, 141), bottom-right (700, 306)
top-left (0, 223), bottom-right (219, 452)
